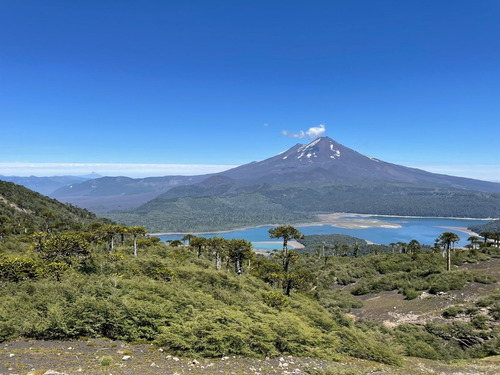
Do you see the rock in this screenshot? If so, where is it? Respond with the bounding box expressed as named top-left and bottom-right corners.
top-left (43, 371), bottom-right (65, 375)
top-left (122, 355), bottom-right (131, 361)
top-left (9, 353), bottom-right (15, 357)
top-left (192, 359), bottom-right (200, 365)
top-left (173, 356), bottom-right (180, 361)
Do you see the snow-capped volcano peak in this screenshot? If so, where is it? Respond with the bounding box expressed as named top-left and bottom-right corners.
top-left (293, 137), bottom-right (342, 162)
top-left (220, 136), bottom-right (390, 182)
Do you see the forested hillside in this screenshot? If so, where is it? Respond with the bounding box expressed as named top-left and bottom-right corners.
top-left (0, 180), bottom-right (110, 234)
top-left (105, 181), bottom-right (500, 233)
top-left (469, 219), bottom-right (500, 236)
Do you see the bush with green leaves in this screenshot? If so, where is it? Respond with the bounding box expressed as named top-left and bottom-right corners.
top-left (263, 291), bottom-right (289, 309)
top-left (0, 256), bottom-right (41, 282)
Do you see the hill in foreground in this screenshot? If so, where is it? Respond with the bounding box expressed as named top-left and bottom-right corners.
top-left (0, 179), bottom-right (110, 234)
top-left (1, 213), bottom-right (499, 369)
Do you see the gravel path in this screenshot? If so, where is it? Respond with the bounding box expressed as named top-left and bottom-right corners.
top-left (1, 339), bottom-right (499, 375)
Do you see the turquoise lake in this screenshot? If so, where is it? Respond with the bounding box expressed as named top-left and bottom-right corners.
top-left (158, 216), bottom-right (490, 251)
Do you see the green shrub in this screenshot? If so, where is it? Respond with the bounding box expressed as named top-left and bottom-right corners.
top-left (428, 271), bottom-right (471, 294)
top-left (263, 291), bottom-right (289, 309)
top-left (401, 288), bottom-right (421, 300)
top-left (471, 314), bottom-right (489, 330)
top-left (336, 327), bottom-right (402, 366)
top-left (442, 306), bottom-right (464, 318)
top-left (0, 257), bottom-right (41, 282)
top-left (100, 356), bottom-right (113, 366)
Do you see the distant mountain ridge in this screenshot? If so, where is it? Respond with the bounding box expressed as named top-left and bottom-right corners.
top-left (0, 174), bottom-right (101, 196)
top-left (51, 175), bottom-right (212, 212)
top-left (87, 136), bottom-right (500, 232)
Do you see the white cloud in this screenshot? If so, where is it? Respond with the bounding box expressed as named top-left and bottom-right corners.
top-left (0, 162), bottom-right (238, 178)
top-left (282, 124), bottom-right (326, 139)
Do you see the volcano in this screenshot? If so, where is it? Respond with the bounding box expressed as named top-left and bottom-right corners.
top-left (51, 137), bottom-right (500, 231)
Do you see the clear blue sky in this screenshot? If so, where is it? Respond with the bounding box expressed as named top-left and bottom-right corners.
top-left (1, 1), bottom-right (499, 180)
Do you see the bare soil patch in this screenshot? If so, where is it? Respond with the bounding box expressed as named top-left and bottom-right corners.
top-left (1, 339), bottom-right (499, 375)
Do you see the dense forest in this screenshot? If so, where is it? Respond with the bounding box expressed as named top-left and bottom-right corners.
top-left (469, 219), bottom-right (500, 236)
top-left (105, 182), bottom-right (500, 233)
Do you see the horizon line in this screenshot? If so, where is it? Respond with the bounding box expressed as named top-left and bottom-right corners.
top-left (0, 161), bottom-right (499, 183)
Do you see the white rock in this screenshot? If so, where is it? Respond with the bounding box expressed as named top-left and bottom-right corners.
top-left (122, 355), bottom-right (131, 361)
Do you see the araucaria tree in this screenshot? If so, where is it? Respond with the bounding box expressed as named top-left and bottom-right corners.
top-left (190, 236), bottom-right (207, 258)
top-left (99, 224), bottom-right (122, 253)
top-left (438, 232), bottom-right (460, 271)
top-left (268, 225), bottom-right (304, 272)
top-left (207, 236), bottom-right (228, 271)
top-left (128, 226), bottom-right (147, 256)
top-left (34, 232), bottom-right (91, 267)
top-left (228, 239), bottom-right (253, 275)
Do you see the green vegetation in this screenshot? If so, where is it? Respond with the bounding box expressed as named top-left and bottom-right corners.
top-left (104, 181), bottom-right (500, 232)
top-left (1, 186), bottom-right (500, 365)
top-left (0, 180), bottom-right (110, 236)
top-left (104, 192), bottom-right (315, 232)
top-left (469, 219), bottom-right (500, 235)
top-left (298, 234), bottom-right (393, 257)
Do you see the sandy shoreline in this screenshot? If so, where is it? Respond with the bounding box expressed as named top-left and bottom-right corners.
top-left (150, 213), bottom-right (494, 236)
top-left (437, 226), bottom-right (480, 237)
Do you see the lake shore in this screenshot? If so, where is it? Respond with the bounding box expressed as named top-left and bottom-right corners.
top-left (149, 213), bottom-right (403, 235)
top-left (150, 213), bottom-right (496, 236)
top-left (438, 226), bottom-right (480, 237)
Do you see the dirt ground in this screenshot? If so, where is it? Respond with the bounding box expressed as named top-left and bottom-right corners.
top-left (1, 338), bottom-right (500, 375)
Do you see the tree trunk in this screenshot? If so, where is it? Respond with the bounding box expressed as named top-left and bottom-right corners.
top-left (133, 235), bottom-right (138, 256)
top-left (446, 245), bottom-right (451, 272)
top-left (283, 254), bottom-right (290, 273)
top-left (285, 280), bottom-right (292, 296)
top-left (235, 254), bottom-right (242, 275)
top-left (215, 251), bottom-right (221, 270)
top-left (109, 235), bottom-right (114, 253)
